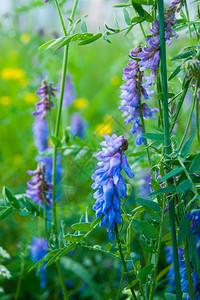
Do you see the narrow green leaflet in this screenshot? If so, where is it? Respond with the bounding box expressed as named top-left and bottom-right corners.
top-left (133, 0), bottom-right (153, 4)
top-left (78, 33), bottom-right (102, 46)
top-left (44, 244), bottom-right (76, 268)
top-left (189, 152), bottom-right (200, 173)
top-left (149, 186), bottom-right (176, 197)
top-left (158, 167), bottom-right (184, 183)
top-left (29, 249), bottom-right (61, 273)
top-left (0, 207), bottom-right (13, 220)
top-left (181, 131), bottom-right (196, 158)
top-left (171, 50), bottom-right (193, 61)
top-left (105, 243), bottom-right (112, 252)
top-left (161, 232), bottom-right (171, 242)
top-left (143, 205), bottom-right (161, 223)
top-left (131, 1), bottom-right (145, 17)
top-left (177, 215), bottom-right (190, 246)
top-left (132, 219), bottom-right (159, 239)
top-left (136, 198), bottom-right (161, 212)
top-left (55, 34), bottom-right (80, 50)
top-left (90, 217), bottom-right (101, 228)
top-left (113, 4), bottom-right (132, 8)
top-left (71, 222), bottom-right (92, 231)
top-left (123, 8), bottom-right (131, 25)
top-left (168, 65), bottom-right (182, 81)
top-left (138, 263), bottom-right (154, 279)
top-left (39, 39), bottom-right (56, 50)
top-left (125, 279), bottom-right (139, 289)
top-left (141, 133), bottom-right (164, 141)
top-left (80, 19), bottom-right (88, 33)
top-left (3, 187), bottom-right (21, 209)
top-left (176, 179), bottom-right (192, 194)
top-left (50, 136), bottom-right (62, 147)
top-left (64, 234), bottom-right (84, 242)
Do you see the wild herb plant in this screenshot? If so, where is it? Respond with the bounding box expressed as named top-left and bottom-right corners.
top-left (1, 0), bottom-right (200, 299)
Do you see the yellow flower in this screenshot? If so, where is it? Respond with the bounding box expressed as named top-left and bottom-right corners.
top-left (20, 33), bottom-right (31, 44)
top-left (96, 123), bottom-right (113, 136)
top-left (111, 76), bottom-right (121, 86)
top-left (24, 92), bottom-right (37, 104)
top-left (1, 67), bottom-right (26, 81)
top-left (0, 96), bottom-right (11, 106)
top-left (73, 97), bottom-right (88, 109)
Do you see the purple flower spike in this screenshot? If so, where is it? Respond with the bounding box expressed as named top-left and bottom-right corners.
top-left (92, 134), bottom-right (134, 240)
top-left (138, 0), bottom-right (182, 84)
top-left (33, 79), bottom-right (56, 119)
top-left (119, 46), bottom-right (158, 146)
top-left (26, 163), bottom-right (52, 207)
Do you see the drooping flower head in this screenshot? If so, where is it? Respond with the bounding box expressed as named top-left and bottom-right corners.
top-left (138, 0), bottom-right (183, 85)
top-left (119, 46), bottom-right (158, 146)
top-left (36, 153), bottom-right (62, 201)
top-left (92, 134), bottom-right (134, 240)
top-left (26, 162), bottom-right (52, 206)
top-left (30, 237), bottom-right (48, 289)
top-left (33, 79), bottom-right (56, 119)
top-left (70, 113), bottom-right (85, 139)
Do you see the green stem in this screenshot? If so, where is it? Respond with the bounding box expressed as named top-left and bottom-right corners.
top-left (14, 256), bottom-right (25, 300)
top-left (54, 0), bottom-right (67, 35)
top-left (184, 239), bottom-right (195, 300)
top-left (158, 0), bottom-right (182, 298)
top-left (44, 197), bottom-right (49, 244)
top-left (179, 86), bottom-right (197, 151)
top-left (52, 1), bottom-right (79, 299)
top-left (140, 23), bottom-right (146, 38)
top-left (116, 266), bottom-right (125, 300)
top-left (115, 224), bottom-right (137, 300)
top-left (184, 0), bottom-right (195, 55)
top-left (149, 202), bottom-right (165, 300)
top-left (56, 260), bottom-right (69, 300)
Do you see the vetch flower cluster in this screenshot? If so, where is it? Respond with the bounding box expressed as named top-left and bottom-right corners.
top-left (26, 163), bottom-right (52, 206)
top-left (92, 134), bottom-right (134, 240)
top-left (119, 46), bottom-right (158, 146)
top-left (33, 79), bottom-right (56, 119)
top-left (36, 154), bottom-right (62, 201)
top-left (138, 0), bottom-right (183, 85)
